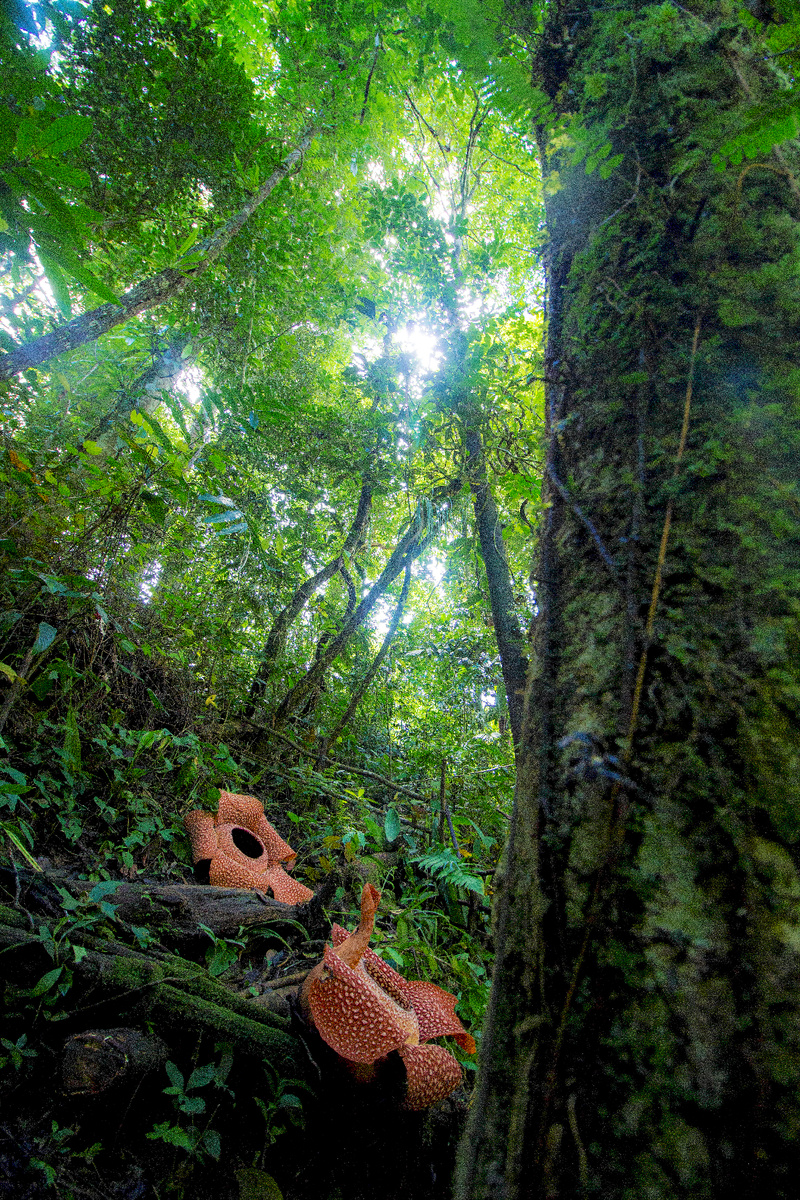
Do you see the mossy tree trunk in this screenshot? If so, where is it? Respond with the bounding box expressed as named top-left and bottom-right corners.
top-left (457, 4), bottom-right (800, 1198)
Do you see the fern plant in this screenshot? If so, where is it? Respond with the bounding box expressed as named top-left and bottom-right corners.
top-left (411, 847), bottom-right (485, 895)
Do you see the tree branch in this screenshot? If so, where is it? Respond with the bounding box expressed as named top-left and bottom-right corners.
top-left (0, 133), bottom-right (314, 383)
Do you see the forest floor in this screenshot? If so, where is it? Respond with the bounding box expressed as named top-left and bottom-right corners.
top-left (0, 837), bottom-right (472, 1200)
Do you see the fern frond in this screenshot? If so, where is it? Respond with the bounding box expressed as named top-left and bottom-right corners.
top-left (413, 848), bottom-right (485, 895)
top-left (715, 98), bottom-right (800, 167)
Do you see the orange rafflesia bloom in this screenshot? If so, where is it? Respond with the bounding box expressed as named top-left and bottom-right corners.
top-left (183, 791), bottom-right (313, 904)
top-left (300, 883), bottom-right (476, 1110)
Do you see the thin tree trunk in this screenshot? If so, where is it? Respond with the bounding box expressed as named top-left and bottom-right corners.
top-left (0, 133), bottom-right (314, 383)
top-left (246, 479), bottom-right (373, 712)
top-left (464, 425), bottom-right (529, 752)
top-left (315, 564), bottom-right (411, 767)
top-left (274, 485), bottom-right (457, 727)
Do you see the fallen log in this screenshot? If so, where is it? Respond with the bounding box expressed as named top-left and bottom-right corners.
top-left (0, 864), bottom-right (335, 943)
top-left (70, 879), bottom-right (323, 939)
top-left (0, 902), bottom-right (303, 1062)
top-left (62, 1027), bottom-right (168, 1096)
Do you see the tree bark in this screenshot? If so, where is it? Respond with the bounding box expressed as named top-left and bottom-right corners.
top-left (464, 425), bottom-right (529, 753)
top-left (0, 133), bottom-right (313, 383)
top-left (456, 5), bottom-right (800, 1198)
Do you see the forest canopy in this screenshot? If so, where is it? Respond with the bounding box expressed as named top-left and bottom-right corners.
top-left (3, 0), bottom-right (800, 1198)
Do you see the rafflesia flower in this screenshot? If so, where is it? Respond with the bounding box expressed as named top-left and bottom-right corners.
top-left (300, 883), bottom-right (476, 1109)
top-left (183, 791), bottom-right (313, 904)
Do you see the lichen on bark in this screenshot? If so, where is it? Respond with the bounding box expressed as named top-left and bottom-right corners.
top-left (456, 3), bottom-right (800, 1197)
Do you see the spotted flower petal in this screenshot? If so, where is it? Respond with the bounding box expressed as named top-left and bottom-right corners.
top-left (304, 886), bottom-right (475, 1108)
top-left (209, 854), bottom-right (269, 889)
top-left (331, 923), bottom-right (475, 1050)
top-left (398, 1044), bottom-right (463, 1111)
top-left (184, 810), bottom-right (219, 862)
top-left (261, 864), bottom-right (313, 904)
top-left (217, 791), bottom-right (298, 867)
top-left (400, 980), bottom-right (477, 1053)
top-left (307, 945), bottom-right (408, 1062)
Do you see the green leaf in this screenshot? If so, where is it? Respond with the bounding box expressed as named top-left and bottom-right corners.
top-left (364, 816), bottom-right (383, 845)
top-left (56, 887), bottom-right (79, 910)
top-left (413, 848), bottom-right (485, 895)
top-left (177, 226), bottom-right (200, 256)
top-left (147, 1122), bottom-right (196, 1150)
top-left (202, 1128), bottom-right (221, 1160)
top-left (384, 807), bottom-right (401, 842)
top-left (36, 158), bottom-right (91, 190)
top-left (598, 153), bottom-right (624, 180)
top-left (187, 1063), bottom-right (216, 1090)
top-left (41, 243), bottom-right (119, 305)
top-left (141, 491), bottom-right (169, 525)
top-left (165, 1060), bottom-right (184, 1090)
top-left (16, 114), bottom-right (92, 158)
top-left (82, 440), bottom-right (103, 455)
top-left (10, 165), bottom-right (84, 242)
top-left (87, 881), bottom-right (120, 902)
top-left (235, 1167), bottom-right (284, 1200)
top-left (0, 765), bottom-right (26, 786)
top-left (32, 623), bottom-right (57, 654)
top-left (1, 824), bottom-right (40, 870)
top-left (38, 250), bottom-right (72, 317)
top-left (14, 117), bottom-right (43, 158)
top-left (30, 966), bottom-right (63, 996)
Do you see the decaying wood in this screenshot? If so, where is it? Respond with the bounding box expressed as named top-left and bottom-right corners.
top-left (259, 969), bottom-right (309, 990)
top-left (0, 864), bottom-right (335, 943)
top-left (0, 903), bottom-right (305, 1065)
top-left (62, 1028), bottom-right (168, 1095)
top-left (69, 879), bottom-right (317, 938)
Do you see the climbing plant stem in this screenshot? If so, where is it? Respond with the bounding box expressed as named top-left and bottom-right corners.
top-left (626, 314), bottom-right (701, 747)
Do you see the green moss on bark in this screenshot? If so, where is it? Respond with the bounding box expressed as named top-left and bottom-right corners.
top-left (457, 3), bottom-right (800, 1196)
